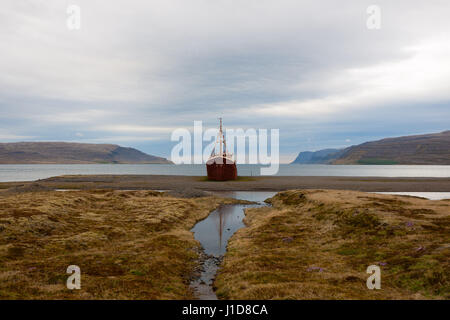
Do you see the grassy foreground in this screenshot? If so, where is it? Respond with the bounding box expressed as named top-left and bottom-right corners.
top-left (0, 190), bottom-right (239, 299)
top-left (215, 190), bottom-right (449, 299)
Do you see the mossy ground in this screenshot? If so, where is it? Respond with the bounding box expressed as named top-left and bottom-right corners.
top-left (1, 188), bottom-right (448, 300)
top-left (215, 190), bottom-right (449, 299)
top-left (0, 190), bottom-right (240, 299)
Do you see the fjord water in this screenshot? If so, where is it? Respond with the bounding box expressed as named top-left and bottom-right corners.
top-left (190, 191), bottom-right (276, 300)
top-left (0, 164), bottom-right (449, 182)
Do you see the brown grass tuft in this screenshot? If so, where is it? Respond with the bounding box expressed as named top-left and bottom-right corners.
top-left (215, 189), bottom-right (449, 299)
top-left (0, 190), bottom-right (239, 299)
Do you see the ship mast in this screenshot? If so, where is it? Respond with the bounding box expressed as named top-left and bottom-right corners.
top-left (210, 117), bottom-right (229, 158)
top-left (219, 117), bottom-right (223, 156)
top-left (206, 117), bottom-right (238, 181)
top-left (218, 117), bottom-right (228, 156)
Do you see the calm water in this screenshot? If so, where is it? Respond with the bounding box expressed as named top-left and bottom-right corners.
top-left (190, 191), bottom-right (276, 300)
top-left (374, 192), bottom-right (450, 200)
top-left (192, 191), bottom-right (277, 256)
top-left (0, 164), bottom-right (449, 182)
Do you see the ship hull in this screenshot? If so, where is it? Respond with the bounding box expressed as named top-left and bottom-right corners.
top-left (206, 157), bottom-right (237, 181)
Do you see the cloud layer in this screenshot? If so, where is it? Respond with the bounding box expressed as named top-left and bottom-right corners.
top-left (1, 0), bottom-right (449, 162)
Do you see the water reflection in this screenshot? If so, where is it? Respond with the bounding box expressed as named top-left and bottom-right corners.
top-left (189, 191), bottom-right (276, 299)
top-left (192, 205), bottom-right (246, 257)
top-left (192, 191), bottom-right (276, 257)
top-left (207, 191), bottom-right (278, 203)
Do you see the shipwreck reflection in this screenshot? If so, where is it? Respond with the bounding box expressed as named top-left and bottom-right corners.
top-left (192, 204), bottom-right (246, 257)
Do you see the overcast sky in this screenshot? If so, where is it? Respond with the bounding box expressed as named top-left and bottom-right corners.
top-left (1, 0), bottom-right (449, 162)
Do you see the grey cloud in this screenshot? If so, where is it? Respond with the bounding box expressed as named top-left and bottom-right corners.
top-left (0, 0), bottom-right (449, 161)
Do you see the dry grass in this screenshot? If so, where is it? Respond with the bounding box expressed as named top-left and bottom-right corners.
top-left (0, 190), bottom-right (240, 299)
top-left (215, 190), bottom-right (449, 299)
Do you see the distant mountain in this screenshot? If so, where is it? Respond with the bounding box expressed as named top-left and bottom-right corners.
top-left (0, 142), bottom-right (172, 164)
top-left (292, 130), bottom-right (450, 165)
top-left (292, 148), bottom-right (343, 164)
top-left (334, 131), bottom-right (450, 165)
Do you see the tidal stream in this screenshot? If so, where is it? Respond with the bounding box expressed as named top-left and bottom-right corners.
top-left (190, 191), bottom-right (277, 300)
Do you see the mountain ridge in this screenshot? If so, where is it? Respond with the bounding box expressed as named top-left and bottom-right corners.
top-left (292, 130), bottom-right (450, 165)
top-left (0, 142), bottom-right (172, 164)
top-left (291, 148), bottom-right (343, 164)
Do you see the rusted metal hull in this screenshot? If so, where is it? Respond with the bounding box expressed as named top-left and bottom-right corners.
top-left (206, 157), bottom-right (237, 181)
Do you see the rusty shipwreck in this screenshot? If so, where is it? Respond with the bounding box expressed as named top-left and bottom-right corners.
top-left (206, 118), bottom-right (237, 181)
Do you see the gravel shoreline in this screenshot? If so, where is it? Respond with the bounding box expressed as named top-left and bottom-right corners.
top-left (1, 175), bottom-right (449, 193)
